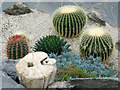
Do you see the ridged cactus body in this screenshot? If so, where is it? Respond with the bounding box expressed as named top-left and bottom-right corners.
top-left (53, 5), bottom-right (87, 38)
top-left (79, 27), bottom-right (113, 63)
top-left (6, 35), bottom-right (30, 59)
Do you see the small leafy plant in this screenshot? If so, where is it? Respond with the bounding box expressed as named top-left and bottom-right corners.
top-left (55, 65), bottom-right (95, 81)
top-left (6, 34), bottom-right (30, 59)
top-left (34, 35), bottom-right (71, 55)
top-left (49, 52), bottom-right (116, 81)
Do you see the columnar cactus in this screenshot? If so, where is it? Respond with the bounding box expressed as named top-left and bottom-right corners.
top-left (79, 27), bottom-right (113, 63)
top-left (6, 35), bottom-right (30, 59)
top-left (53, 5), bottom-right (87, 38)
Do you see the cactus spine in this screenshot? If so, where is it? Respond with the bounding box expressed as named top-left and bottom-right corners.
top-left (53, 5), bottom-right (87, 38)
top-left (79, 27), bottom-right (113, 63)
top-left (6, 35), bottom-right (30, 59)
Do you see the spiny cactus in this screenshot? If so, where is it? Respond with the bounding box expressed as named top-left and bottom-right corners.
top-left (53, 5), bottom-right (87, 38)
top-left (33, 35), bottom-right (71, 55)
top-left (79, 27), bottom-right (113, 63)
top-left (6, 35), bottom-right (30, 59)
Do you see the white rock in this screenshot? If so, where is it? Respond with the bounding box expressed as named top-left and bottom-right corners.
top-left (16, 52), bottom-right (57, 88)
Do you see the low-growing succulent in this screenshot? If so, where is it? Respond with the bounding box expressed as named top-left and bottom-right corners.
top-left (53, 5), bottom-right (87, 38)
top-left (55, 65), bottom-right (95, 81)
top-left (49, 51), bottom-right (116, 81)
top-left (34, 35), bottom-right (71, 55)
top-left (6, 34), bottom-right (30, 59)
top-left (79, 27), bottom-right (114, 63)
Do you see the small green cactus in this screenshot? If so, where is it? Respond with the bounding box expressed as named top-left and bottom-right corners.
top-left (53, 5), bottom-right (87, 38)
top-left (79, 27), bottom-right (113, 63)
top-left (6, 35), bottom-right (30, 59)
top-left (33, 35), bottom-right (71, 55)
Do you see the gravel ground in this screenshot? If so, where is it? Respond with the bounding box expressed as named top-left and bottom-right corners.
top-left (0, 9), bottom-right (119, 72)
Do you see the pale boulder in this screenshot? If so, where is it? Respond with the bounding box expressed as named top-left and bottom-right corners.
top-left (16, 52), bottom-right (57, 88)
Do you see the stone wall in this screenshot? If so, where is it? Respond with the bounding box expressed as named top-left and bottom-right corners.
top-left (2, 2), bottom-right (119, 25)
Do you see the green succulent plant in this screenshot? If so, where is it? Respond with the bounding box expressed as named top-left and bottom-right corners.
top-left (50, 52), bottom-right (116, 81)
top-left (33, 35), bottom-right (71, 55)
top-left (55, 65), bottom-right (95, 81)
top-left (6, 34), bottom-right (30, 59)
top-left (79, 27), bottom-right (114, 63)
top-left (53, 5), bottom-right (87, 38)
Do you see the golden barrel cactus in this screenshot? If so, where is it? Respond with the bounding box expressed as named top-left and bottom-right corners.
top-left (79, 27), bottom-right (114, 63)
top-left (53, 5), bottom-right (87, 38)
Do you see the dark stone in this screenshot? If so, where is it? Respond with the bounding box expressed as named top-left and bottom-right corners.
top-left (92, 2), bottom-right (118, 26)
top-left (2, 71), bottom-right (25, 88)
top-left (47, 81), bottom-right (75, 89)
top-left (115, 40), bottom-right (120, 51)
top-left (87, 11), bottom-right (106, 26)
top-left (2, 59), bottom-right (20, 80)
top-left (70, 78), bottom-right (120, 88)
top-left (3, 2), bottom-right (32, 15)
top-left (48, 78), bottom-right (120, 89)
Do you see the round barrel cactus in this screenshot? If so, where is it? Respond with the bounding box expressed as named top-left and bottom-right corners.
top-left (6, 35), bottom-right (30, 59)
top-left (53, 5), bottom-right (87, 38)
top-left (79, 27), bottom-right (113, 63)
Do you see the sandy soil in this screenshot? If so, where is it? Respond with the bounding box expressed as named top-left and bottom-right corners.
top-left (0, 10), bottom-right (119, 72)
